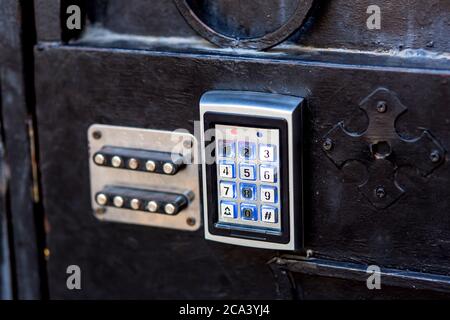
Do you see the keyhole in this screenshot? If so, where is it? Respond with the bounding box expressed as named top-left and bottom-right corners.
top-left (371, 141), bottom-right (392, 159)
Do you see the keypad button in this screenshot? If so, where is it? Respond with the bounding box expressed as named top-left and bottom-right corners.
top-left (240, 183), bottom-right (257, 201)
top-left (260, 165), bottom-right (277, 183)
top-left (239, 164), bottom-right (256, 180)
top-left (261, 206), bottom-right (278, 223)
top-left (219, 161), bottom-right (235, 178)
top-left (218, 140), bottom-right (235, 158)
top-left (259, 144), bottom-right (276, 162)
top-left (260, 186), bottom-right (278, 203)
top-left (238, 142), bottom-right (256, 160)
top-left (220, 201), bottom-right (237, 219)
top-left (240, 204), bottom-right (258, 221)
top-left (219, 181), bottom-right (236, 199)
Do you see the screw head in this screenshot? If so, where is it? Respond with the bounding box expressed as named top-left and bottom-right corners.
top-left (164, 203), bottom-right (176, 215)
top-left (111, 156), bottom-right (122, 168)
top-left (147, 201), bottom-right (159, 213)
top-left (92, 131), bottom-right (102, 140)
top-left (163, 162), bottom-right (175, 175)
top-left (130, 198), bottom-right (141, 210)
top-left (186, 217), bottom-right (196, 226)
top-left (376, 101), bottom-right (387, 113)
top-left (128, 158), bottom-right (139, 170)
top-left (96, 193), bottom-right (108, 206)
top-left (375, 186), bottom-right (386, 199)
top-left (323, 138), bottom-right (333, 151)
top-left (183, 139), bottom-right (193, 149)
top-left (146, 160), bottom-right (156, 172)
top-left (430, 150), bottom-right (441, 163)
top-left (94, 153), bottom-right (106, 165)
top-left (113, 196), bottom-right (124, 207)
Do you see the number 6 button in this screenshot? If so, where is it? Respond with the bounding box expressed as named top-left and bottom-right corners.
top-left (260, 165), bottom-right (277, 183)
top-left (260, 186), bottom-right (277, 203)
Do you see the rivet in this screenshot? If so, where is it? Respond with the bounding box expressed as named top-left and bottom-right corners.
top-left (92, 131), bottom-right (102, 140)
top-left (164, 203), bottom-right (176, 215)
top-left (322, 138), bottom-right (333, 151)
top-left (128, 158), bottom-right (139, 170)
top-left (130, 198), bottom-right (141, 210)
top-left (96, 193), bottom-right (108, 205)
top-left (111, 156), bottom-right (122, 168)
top-left (376, 101), bottom-right (387, 113)
top-left (147, 201), bottom-right (159, 213)
top-left (183, 139), bottom-right (193, 149)
top-left (186, 217), bottom-right (196, 226)
top-left (113, 196), bottom-right (124, 207)
top-left (146, 160), bottom-right (156, 172)
top-left (94, 154), bottom-right (106, 165)
top-left (430, 150), bottom-right (441, 163)
top-left (163, 162), bottom-right (175, 175)
top-left (375, 186), bottom-right (386, 199)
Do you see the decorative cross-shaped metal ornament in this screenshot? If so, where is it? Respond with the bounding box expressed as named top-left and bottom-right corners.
top-left (322, 88), bottom-right (446, 209)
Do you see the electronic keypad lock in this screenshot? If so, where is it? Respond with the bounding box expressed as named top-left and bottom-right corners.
top-left (200, 91), bottom-right (304, 250)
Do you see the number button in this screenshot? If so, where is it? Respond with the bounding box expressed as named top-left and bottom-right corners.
top-left (240, 183), bottom-right (257, 201)
top-left (218, 140), bottom-right (235, 158)
top-left (220, 201), bottom-right (237, 219)
top-left (259, 144), bottom-right (276, 162)
top-left (261, 206), bottom-right (278, 223)
top-left (219, 181), bottom-right (236, 199)
top-left (260, 165), bottom-right (277, 183)
top-left (219, 161), bottom-right (235, 178)
top-left (238, 142), bottom-right (256, 160)
top-left (240, 204), bottom-right (258, 221)
top-left (239, 164), bottom-right (256, 180)
top-left (260, 186), bottom-right (277, 203)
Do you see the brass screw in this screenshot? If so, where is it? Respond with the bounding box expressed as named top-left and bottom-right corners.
top-left (94, 154), bottom-right (106, 165)
top-left (130, 198), bottom-right (141, 210)
top-left (111, 156), bottom-right (122, 168)
top-left (377, 101), bottom-right (387, 113)
top-left (128, 158), bottom-right (139, 170)
top-left (113, 196), bottom-right (124, 207)
top-left (96, 193), bottom-right (108, 205)
top-left (92, 131), bottom-right (102, 140)
top-left (163, 162), bottom-right (175, 174)
top-left (146, 160), bottom-right (156, 172)
top-left (147, 201), bottom-right (159, 213)
top-left (164, 203), bottom-right (176, 215)
top-left (323, 138), bottom-right (333, 151)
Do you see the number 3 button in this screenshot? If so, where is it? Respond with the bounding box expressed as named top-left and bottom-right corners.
top-left (259, 144), bottom-right (276, 162)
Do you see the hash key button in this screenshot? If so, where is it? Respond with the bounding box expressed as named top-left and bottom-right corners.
top-left (261, 206), bottom-right (278, 223)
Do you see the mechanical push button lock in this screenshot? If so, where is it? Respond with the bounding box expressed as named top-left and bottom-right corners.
top-left (200, 91), bottom-right (304, 250)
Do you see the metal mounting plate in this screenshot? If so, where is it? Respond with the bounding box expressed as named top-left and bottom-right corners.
top-left (88, 124), bottom-right (201, 231)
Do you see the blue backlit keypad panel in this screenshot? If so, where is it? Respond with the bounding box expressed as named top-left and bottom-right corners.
top-left (215, 125), bottom-right (281, 231)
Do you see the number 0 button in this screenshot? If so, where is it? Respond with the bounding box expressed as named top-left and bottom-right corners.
top-left (260, 186), bottom-right (277, 203)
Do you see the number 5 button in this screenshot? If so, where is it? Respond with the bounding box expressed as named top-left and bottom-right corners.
top-left (259, 144), bottom-right (276, 162)
top-left (239, 164), bottom-right (256, 180)
top-left (260, 186), bottom-right (277, 203)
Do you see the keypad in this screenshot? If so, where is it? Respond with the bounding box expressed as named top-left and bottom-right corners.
top-left (215, 125), bottom-right (281, 230)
